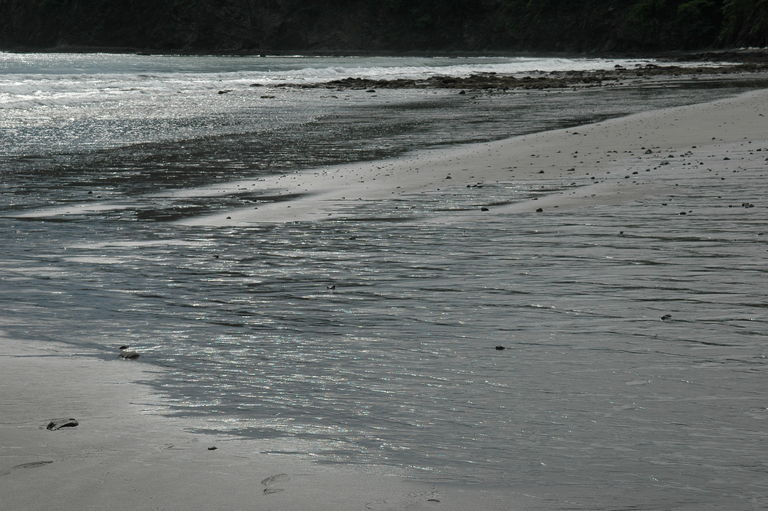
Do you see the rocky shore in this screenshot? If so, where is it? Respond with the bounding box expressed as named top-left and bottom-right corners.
top-left (277, 62), bottom-right (768, 91)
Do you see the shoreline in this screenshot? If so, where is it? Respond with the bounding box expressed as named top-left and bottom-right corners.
top-left (161, 86), bottom-right (768, 226)
top-left (13, 80), bottom-right (768, 226)
top-left (1, 46), bottom-right (768, 62)
top-left (3, 77), bottom-right (767, 509)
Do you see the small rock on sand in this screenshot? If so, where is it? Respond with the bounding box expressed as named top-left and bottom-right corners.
top-left (119, 348), bottom-right (140, 360)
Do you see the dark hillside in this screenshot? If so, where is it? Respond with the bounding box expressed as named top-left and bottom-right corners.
top-left (0, 0), bottom-right (766, 53)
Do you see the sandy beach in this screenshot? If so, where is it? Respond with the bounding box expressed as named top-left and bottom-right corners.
top-left (157, 87), bottom-right (767, 226)
top-left (3, 85), bottom-right (767, 510)
top-left (1, 335), bottom-right (535, 511)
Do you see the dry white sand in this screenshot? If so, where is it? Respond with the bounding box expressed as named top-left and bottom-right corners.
top-left (3, 87), bottom-right (767, 510)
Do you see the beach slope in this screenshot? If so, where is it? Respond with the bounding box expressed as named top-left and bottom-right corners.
top-left (165, 88), bottom-right (768, 225)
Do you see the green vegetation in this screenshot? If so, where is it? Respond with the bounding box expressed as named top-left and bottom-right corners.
top-left (0, 0), bottom-right (766, 52)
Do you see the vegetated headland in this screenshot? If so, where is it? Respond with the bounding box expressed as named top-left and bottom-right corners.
top-left (0, 0), bottom-right (766, 55)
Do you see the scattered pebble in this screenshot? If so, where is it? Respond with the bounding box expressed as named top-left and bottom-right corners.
top-left (119, 346), bottom-right (140, 360)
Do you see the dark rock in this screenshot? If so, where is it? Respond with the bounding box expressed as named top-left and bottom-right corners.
top-left (208, 446), bottom-right (218, 451)
top-left (661, 314), bottom-right (672, 321)
top-left (46, 418), bottom-right (78, 431)
top-left (218, 89), bottom-right (233, 95)
top-left (495, 346), bottom-right (506, 350)
top-left (481, 207), bottom-right (489, 212)
top-left (118, 345), bottom-right (129, 350)
top-left (536, 207), bottom-right (544, 212)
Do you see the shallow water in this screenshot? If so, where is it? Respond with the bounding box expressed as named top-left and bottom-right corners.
top-left (1, 54), bottom-right (767, 509)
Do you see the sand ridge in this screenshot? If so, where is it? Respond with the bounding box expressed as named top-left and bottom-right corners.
top-left (170, 88), bottom-right (768, 225)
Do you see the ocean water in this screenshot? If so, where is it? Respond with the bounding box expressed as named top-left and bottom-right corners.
top-left (1, 53), bottom-right (767, 509)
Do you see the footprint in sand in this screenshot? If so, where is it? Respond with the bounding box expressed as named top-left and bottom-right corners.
top-left (365, 488), bottom-right (441, 509)
top-left (0, 460), bottom-right (54, 477)
top-left (261, 473), bottom-right (289, 495)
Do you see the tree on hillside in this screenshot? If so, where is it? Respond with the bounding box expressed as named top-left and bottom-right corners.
top-left (721, 0), bottom-right (768, 46)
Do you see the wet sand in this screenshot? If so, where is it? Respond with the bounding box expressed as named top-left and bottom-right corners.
top-left (0, 335), bottom-right (531, 511)
top-left (3, 86), bottom-right (767, 510)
